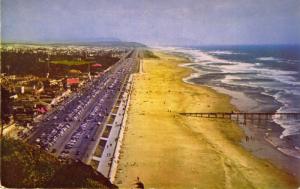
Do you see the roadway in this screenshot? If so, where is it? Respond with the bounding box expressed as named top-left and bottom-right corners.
top-left (26, 49), bottom-right (139, 162)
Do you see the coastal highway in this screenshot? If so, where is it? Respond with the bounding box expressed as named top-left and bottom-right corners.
top-left (27, 49), bottom-right (139, 162)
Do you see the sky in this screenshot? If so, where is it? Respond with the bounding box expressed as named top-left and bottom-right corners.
top-left (1, 0), bottom-right (300, 45)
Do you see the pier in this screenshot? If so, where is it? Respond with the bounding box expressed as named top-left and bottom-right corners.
top-left (179, 112), bottom-right (300, 123)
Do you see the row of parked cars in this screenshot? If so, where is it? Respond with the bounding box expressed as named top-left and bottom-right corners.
top-left (36, 122), bottom-right (71, 151)
top-left (35, 56), bottom-right (135, 161)
top-left (58, 76), bottom-right (123, 159)
top-left (53, 76), bottom-right (114, 160)
top-left (58, 80), bottom-right (114, 159)
top-left (46, 75), bottom-right (112, 158)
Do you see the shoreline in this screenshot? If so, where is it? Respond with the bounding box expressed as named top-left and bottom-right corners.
top-left (115, 50), bottom-right (298, 188)
top-left (175, 48), bottom-right (300, 148)
top-left (177, 51), bottom-right (300, 181)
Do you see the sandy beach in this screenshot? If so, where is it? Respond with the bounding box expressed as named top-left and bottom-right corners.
top-left (115, 51), bottom-right (298, 188)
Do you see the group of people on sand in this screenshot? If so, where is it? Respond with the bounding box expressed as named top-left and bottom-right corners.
top-left (245, 135), bottom-right (254, 142)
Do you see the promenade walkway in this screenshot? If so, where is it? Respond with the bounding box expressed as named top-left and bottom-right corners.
top-left (90, 75), bottom-right (134, 182)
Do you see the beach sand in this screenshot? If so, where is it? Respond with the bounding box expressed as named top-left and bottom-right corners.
top-left (115, 51), bottom-right (298, 188)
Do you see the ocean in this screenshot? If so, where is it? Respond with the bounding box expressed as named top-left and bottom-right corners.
top-left (161, 45), bottom-right (300, 158)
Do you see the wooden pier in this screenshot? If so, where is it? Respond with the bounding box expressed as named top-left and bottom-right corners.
top-left (179, 112), bottom-right (300, 122)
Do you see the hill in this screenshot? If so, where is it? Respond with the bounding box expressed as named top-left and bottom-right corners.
top-left (2, 41), bottom-right (147, 48)
top-left (1, 137), bottom-right (117, 188)
top-left (54, 41), bottom-right (147, 48)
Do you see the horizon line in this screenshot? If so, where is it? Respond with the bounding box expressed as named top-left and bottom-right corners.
top-left (1, 40), bottom-right (300, 47)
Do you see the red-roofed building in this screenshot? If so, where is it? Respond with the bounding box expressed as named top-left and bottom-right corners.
top-left (92, 63), bottom-right (102, 67)
top-left (36, 107), bottom-right (47, 114)
top-left (66, 78), bottom-right (80, 85)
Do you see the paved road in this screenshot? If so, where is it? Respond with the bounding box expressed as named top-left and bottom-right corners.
top-left (27, 49), bottom-right (139, 162)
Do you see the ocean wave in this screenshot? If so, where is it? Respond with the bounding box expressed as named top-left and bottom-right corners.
top-left (189, 50), bottom-right (299, 86)
top-left (251, 68), bottom-right (300, 86)
top-left (170, 47), bottom-right (300, 140)
top-left (257, 57), bottom-right (281, 61)
top-left (265, 89), bottom-right (300, 138)
top-left (208, 50), bottom-right (244, 55)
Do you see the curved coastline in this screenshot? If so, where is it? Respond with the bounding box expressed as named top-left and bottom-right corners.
top-left (175, 50), bottom-right (300, 182)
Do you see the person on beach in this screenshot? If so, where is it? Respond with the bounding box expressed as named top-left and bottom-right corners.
top-left (134, 177), bottom-right (144, 189)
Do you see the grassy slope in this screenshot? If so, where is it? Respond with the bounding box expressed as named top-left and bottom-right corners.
top-left (1, 138), bottom-right (117, 188)
top-left (115, 51), bottom-right (297, 188)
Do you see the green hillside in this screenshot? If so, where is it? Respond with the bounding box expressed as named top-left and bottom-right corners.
top-left (1, 137), bottom-right (117, 188)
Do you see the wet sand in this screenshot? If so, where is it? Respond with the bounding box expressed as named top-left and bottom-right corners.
top-left (239, 119), bottom-right (300, 182)
top-left (115, 51), bottom-right (298, 188)
top-left (182, 64), bottom-right (300, 181)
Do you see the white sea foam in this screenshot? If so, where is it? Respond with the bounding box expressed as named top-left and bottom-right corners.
top-left (172, 48), bottom-right (300, 87)
top-left (257, 57), bottom-right (281, 61)
top-left (156, 46), bottom-right (299, 87)
top-left (272, 89), bottom-right (300, 138)
top-left (160, 46), bottom-right (300, 140)
top-left (208, 50), bottom-right (243, 55)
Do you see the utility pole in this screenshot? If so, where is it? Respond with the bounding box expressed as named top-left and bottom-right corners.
top-left (46, 53), bottom-right (50, 78)
top-left (86, 52), bottom-right (91, 80)
top-left (88, 62), bottom-right (91, 80)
